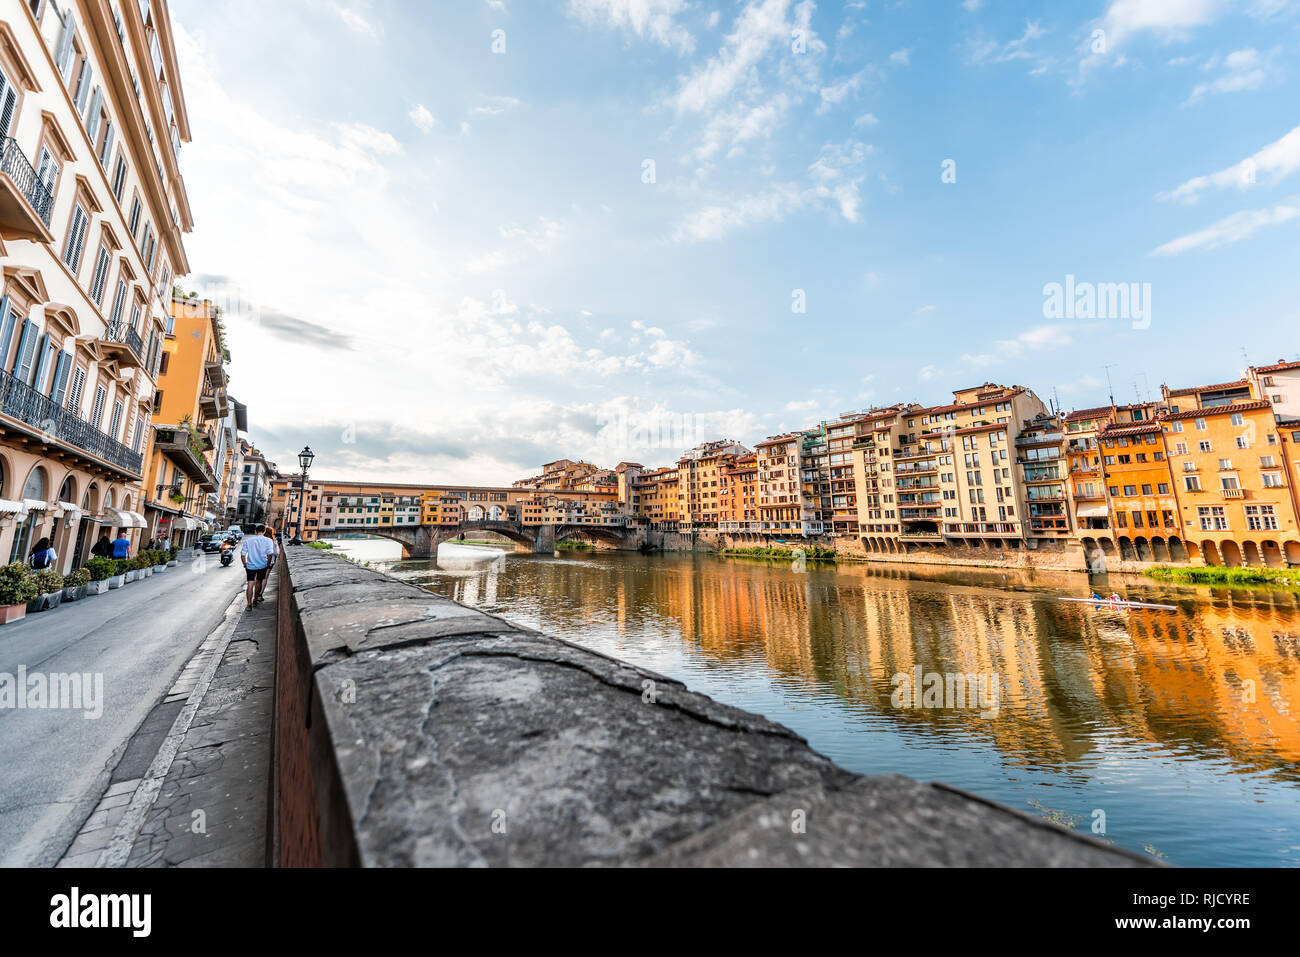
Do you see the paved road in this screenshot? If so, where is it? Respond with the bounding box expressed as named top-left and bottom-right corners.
top-left (0, 553), bottom-right (246, 866)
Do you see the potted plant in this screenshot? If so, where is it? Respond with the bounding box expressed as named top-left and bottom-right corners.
top-left (151, 549), bottom-right (167, 573)
top-left (86, 557), bottom-right (115, 595)
top-left (137, 555), bottom-right (153, 578)
top-left (0, 563), bottom-right (37, 624)
top-left (167, 545), bottom-right (179, 567)
top-left (28, 570), bottom-right (64, 612)
top-left (62, 567), bottom-right (91, 602)
top-left (110, 559), bottom-right (129, 588)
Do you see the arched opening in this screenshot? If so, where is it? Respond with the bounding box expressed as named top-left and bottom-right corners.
top-left (9, 467), bottom-right (50, 564)
top-left (1261, 540), bottom-right (1283, 568)
top-left (1135, 537), bottom-right (1152, 562)
top-left (1118, 537), bottom-right (1136, 561)
top-left (467, 505), bottom-right (486, 522)
top-left (1201, 541), bottom-right (1221, 566)
top-left (1285, 541), bottom-right (1300, 567)
top-left (1241, 541), bottom-right (1262, 567)
top-left (1220, 540), bottom-right (1243, 567)
top-left (1169, 536), bottom-right (1188, 563)
top-left (1151, 537), bottom-right (1169, 562)
top-left (1099, 537), bottom-right (1117, 556)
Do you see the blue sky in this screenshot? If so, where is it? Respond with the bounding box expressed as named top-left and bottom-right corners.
top-left (169, 0), bottom-right (1300, 484)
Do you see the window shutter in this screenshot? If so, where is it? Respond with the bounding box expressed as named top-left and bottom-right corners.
top-left (100, 122), bottom-right (115, 166)
top-left (90, 384), bottom-right (106, 428)
top-left (0, 296), bottom-right (14, 369)
top-left (13, 321), bottom-right (37, 380)
top-left (74, 63), bottom-right (93, 114)
top-left (51, 352), bottom-right (71, 404)
top-left (55, 13), bottom-right (76, 79)
top-left (109, 280), bottom-right (127, 327)
top-left (32, 334), bottom-right (54, 390)
top-left (85, 86), bottom-right (103, 132)
top-left (109, 400), bottom-right (123, 440)
top-left (67, 366), bottom-right (86, 414)
top-left (0, 74), bottom-right (17, 143)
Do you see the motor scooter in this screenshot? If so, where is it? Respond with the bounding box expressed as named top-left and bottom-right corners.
top-left (219, 543), bottom-right (235, 568)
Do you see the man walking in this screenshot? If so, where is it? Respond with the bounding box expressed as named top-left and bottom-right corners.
top-left (240, 524), bottom-right (278, 609)
top-left (111, 530), bottom-right (131, 560)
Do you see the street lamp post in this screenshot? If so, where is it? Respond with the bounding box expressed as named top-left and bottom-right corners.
top-left (290, 446), bottom-right (315, 546)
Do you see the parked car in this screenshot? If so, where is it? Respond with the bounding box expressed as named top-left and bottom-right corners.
top-left (199, 534), bottom-right (222, 552)
top-left (224, 526), bottom-right (245, 540)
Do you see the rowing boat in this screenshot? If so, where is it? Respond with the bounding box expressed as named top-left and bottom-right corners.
top-left (1059, 597), bottom-right (1178, 612)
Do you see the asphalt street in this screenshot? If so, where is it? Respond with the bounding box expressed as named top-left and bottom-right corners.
top-left (0, 552), bottom-right (245, 866)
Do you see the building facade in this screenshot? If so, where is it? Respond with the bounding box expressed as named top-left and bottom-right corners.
top-left (0, 0), bottom-right (192, 570)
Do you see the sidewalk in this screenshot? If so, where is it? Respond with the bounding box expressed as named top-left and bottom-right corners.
top-left (58, 573), bottom-right (278, 868)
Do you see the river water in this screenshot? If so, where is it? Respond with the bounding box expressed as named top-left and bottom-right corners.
top-left (325, 536), bottom-right (1300, 867)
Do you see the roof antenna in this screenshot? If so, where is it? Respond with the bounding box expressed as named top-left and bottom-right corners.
top-left (1102, 364), bottom-right (1116, 406)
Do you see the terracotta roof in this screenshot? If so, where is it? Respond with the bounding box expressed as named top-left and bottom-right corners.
top-left (1253, 359), bottom-right (1300, 374)
top-left (1064, 406), bottom-right (1113, 422)
top-left (1160, 399), bottom-right (1273, 421)
top-left (1166, 380), bottom-right (1249, 397)
top-left (1099, 423), bottom-right (1162, 438)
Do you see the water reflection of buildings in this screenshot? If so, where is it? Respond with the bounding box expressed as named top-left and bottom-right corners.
top-left (432, 555), bottom-right (1300, 783)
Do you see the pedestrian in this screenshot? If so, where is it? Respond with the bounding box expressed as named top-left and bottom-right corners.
top-left (239, 524), bottom-right (278, 610)
top-left (91, 533), bottom-right (112, 559)
top-left (111, 530), bottom-right (131, 560)
top-left (28, 537), bottom-right (57, 570)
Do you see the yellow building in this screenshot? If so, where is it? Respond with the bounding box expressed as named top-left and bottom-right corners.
top-left (141, 295), bottom-right (228, 547)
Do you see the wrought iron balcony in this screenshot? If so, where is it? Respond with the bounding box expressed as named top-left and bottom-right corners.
top-left (101, 321), bottom-right (146, 365)
top-left (0, 367), bottom-right (142, 475)
top-left (0, 138), bottom-right (55, 241)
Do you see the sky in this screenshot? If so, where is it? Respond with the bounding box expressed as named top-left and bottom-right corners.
top-left (167, 0), bottom-right (1300, 485)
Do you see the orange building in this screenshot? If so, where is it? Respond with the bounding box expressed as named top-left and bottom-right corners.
top-left (1160, 380), bottom-right (1300, 567)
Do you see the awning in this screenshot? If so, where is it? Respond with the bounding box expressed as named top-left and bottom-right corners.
top-left (23, 499), bottom-right (48, 512)
top-left (100, 507), bottom-right (130, 527)
top-left (0, 499), bottom-right (26, 516)
top-left (56, 501), bottom-right (82, 520)
top-left (173, 516), bottom-right (201, 531)
top-left (1076, 504), bottom-right (1109, 518)
top-left (123, 511), bottom-right (148, 529)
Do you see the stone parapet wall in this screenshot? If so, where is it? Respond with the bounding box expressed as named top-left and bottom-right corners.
top-left (272, 548), bottom-right (1151, 867)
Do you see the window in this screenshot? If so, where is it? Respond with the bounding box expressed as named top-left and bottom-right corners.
top-left (1194, 418), bottom-right (1207, 431)
top-left (1197, 506), bottom-right (1228, 531)
top-left (90, 384), bottom-right (107, 429)
top-left (67, 366), bottom-right (86, 414)
top-left (111, 153), bottom-right (128, 201)
top-left (1262, 472), bottom-right (1284, 489)
top-left (1170, 421), bottom-right (1184, 433)
top-left (1245, 505), bottom-right (1278, 531)
top-left (63, 204), bottom-right (90, 272)
top-left (1218, 459), bottom-right (1233, 471)
top-left (1198, 441), bottom-right (1212, 453)
top-left (1123, 485), bottom-right (1137, 496)
top-left (1158, 483), bottom-right (1170, 495)
top-left (1175, 442), bottom-right (1187, 455)
top-left (1220, 476), bottom-right (1239, 491)
top-left (1230, 413), bottom-right (1244, 426)
top-left (108, 400), bottom-right (123, 440)
top-left (1184, 476), bottom-right (1202, 492)
top-left (128, 195), bottom-right (142, 237)
top-left (1237, 436), bottom-right (1249, 449)
top-left (88, 246), bottom-right (111, 305)
top-left (108, 279), bottom-right (127, 328)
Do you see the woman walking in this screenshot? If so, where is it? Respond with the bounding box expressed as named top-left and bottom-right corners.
top-left (28, 537), bottom-right (57, 571)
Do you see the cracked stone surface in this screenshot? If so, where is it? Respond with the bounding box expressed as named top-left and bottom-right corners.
top-left (290, 550), bottom-right (1152, 868)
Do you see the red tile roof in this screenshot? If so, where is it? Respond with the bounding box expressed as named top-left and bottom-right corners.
top-left (1166, 380), bottom-right (1249, 397)
top-left (1253, 359), bottom-right (1300, 374)
top-left (1160, 399), bottom-right (1272, 421)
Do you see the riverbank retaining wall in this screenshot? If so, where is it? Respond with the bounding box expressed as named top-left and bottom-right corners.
top-left (271, 547), bottom-right (1153, 867)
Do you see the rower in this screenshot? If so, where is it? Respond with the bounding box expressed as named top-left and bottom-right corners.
top-left (1109, 592), bottom-right (1122, 603)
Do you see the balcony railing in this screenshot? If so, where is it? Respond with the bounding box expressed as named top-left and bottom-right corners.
top-left (0, 137), bottom-right (55, 228)
top-left (0, 367), bottom-right (142, 475)
top-left (102, 321), bottom-right (145, 360)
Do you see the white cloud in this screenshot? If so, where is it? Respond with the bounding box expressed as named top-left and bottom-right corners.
top-left (567, 0), bottom-right (695, 54)
top-left (853, 112), bottom-right (879, 127)
top-left (1151, 201), bottom-right (1300, 255)
top-left (472, 95), bottom-right (522, 115)
top-left (1185, 47), bottom-right (1276, 103)
top-left (889, 48), bottom-right (912, 66)
top-left (919, 364), bottom-right (944, 381)
top-left (961, 324), bottom-right (1074, 367)
top-left (408, 104), bottom-right (436, 133)
top-left (1160, 124), bottom-right (1300, 202)
top-left (309, 0), bottom-right (381, 38)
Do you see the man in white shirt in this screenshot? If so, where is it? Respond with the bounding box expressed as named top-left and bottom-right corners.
top-left (239, 525), bottom-right (279, 609)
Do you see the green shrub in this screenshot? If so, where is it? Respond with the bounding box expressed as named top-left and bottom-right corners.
top-left (65, 568), bottom-right (91, 588)
top-left (32, 569), bottom-right (63, 594)
top-left (0, 563), bottom-right (39, 605)
top-left (1144, 565), bottom-right (1300, 589)
top-left (306, 541), bottom-right (333, 550)
top-left (85, 557), bottom-right (115, 582)
top-left (114, 559), bottom-right (130, 577)
top-left (168, 545), bottom-right (179, 561)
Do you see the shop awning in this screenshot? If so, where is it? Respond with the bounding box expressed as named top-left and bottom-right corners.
top-left (56, 501), bottom-right (81, 520)
top-left (173, 516), bottom-right (201, 531)
top-left (23, 499), bottom-right (48, 512)
top-left (0, 499), bottom-right (26, 516)
top-left (101, 507), bottom-right (144, 528)
top-left (123, 511), bottom-right (148, 529)
top-left (1076, 504), bottom-right (1109, 519)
